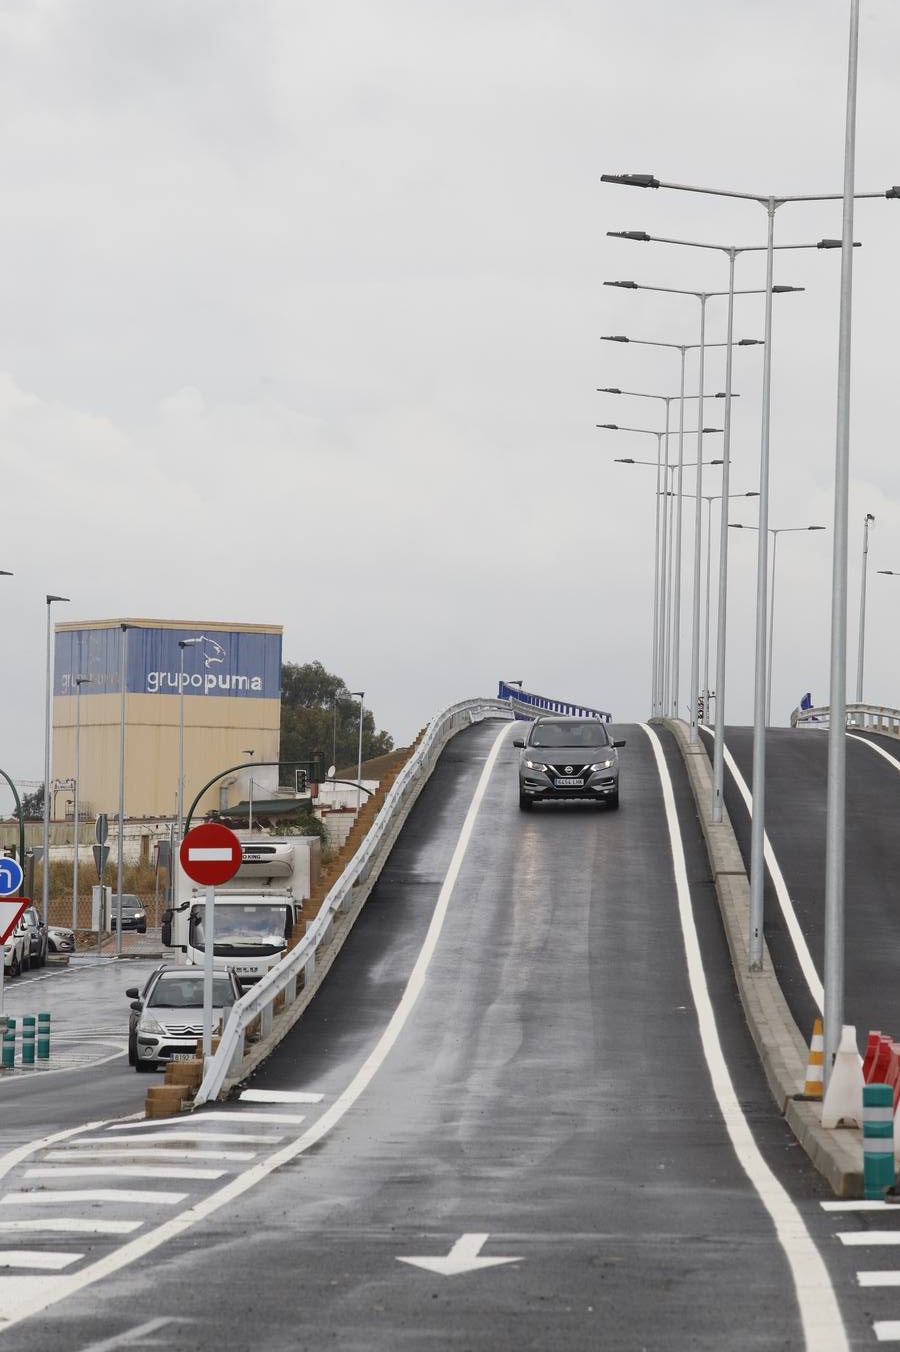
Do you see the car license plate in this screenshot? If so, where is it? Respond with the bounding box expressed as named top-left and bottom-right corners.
top-left (170, 1052), bottom-right (194, 1062)
top-left (554, 777), bottom-right (584, 788)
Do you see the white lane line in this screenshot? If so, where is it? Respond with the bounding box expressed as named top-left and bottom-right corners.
top-left (859, 1272), bottom-right (900, 1286)
top-left (0, 719), bottom-right (514, 1335)
top-left (700, 726), bottom-right (823, 1010)
top-left (0, 1219), bottom-right (142, 1235)
top-left (0, 1046), bottom-right (127, 1087)
top-left (239, 1089), bottom-right (323, 1104)
top-left (73, 1132), bottom-right (284, 1146)
top-left (44, 1149), bottom-right (256, 1163)
top-left (822, 1201), bottom-right (899, 1212)
top-left (25, 1166), bottom-right (227, 1181)
top-left (847, 733), bottom-right (900, 774)
top-left (838, 1232), bottom-right (900, 1246)
top-left (3, 1190), bottom-right (188, 1207)
top-left (0, 1252), bottom-right (82, 1270)
top-left (875, 1323), bottom-right (900, 1342)
top-left (643, 724), bottom-right (847, 1352)
top-left (78, 1316), bottom-right (188, 1352)
top-left (107, 1111), bottom-right (304, 1127)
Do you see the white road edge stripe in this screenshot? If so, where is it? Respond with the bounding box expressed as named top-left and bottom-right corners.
top-left (699, 725), bottom-right (823, 1010)
top-left (0, 718), bottom-right (514, 1334)
top-left (0, 1252), bottom-right (82, 1270)
top-left (643, 723), bottom-right (847, 1352)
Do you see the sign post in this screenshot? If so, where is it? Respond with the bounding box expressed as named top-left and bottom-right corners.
top-left (179, 824), bottom-right (241, 1063)
top-left (0, 859), bottom-right (28, 1022)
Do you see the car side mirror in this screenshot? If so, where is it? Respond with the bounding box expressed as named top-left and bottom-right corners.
top-left (125, 986), bottom-right (139, 999)
top-left (130, 1000), bottom-right (143, 1012)
top-left (513, 738), bottom-right (525, 748)
top-left (612, 739), bottom-right (626, 748)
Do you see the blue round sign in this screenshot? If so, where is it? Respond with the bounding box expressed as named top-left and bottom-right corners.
top-left (0, 856), bottom-right (24, 897)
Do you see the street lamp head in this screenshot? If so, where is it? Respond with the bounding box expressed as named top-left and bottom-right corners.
top-left (614, 458), bottom-right (636, 464)
top-left (601, 335), bottom-right (630, 343)
top-left (808, 526), bottom-right (827, 531)
top-left (709, 458), bottom-right (724, 465)
top-left (601, 173), bottom-right (660, 189)
top-left (47, 594), bottom-right (69, 604)
top-left (701, 427), bottom-right (723, 434)
top-left (179, 637), bottom-right (203, 650)
top-left (0, 570), bottom-right (12, 577)
top-left (737, 338), bottom-right (763, 346)
top-left (866, 512), bottom-right (876, 523)
top-left (242, 748), bottom-right (255, 757)
top-left (607, 230), bottom-right (652, 242)
top-left (771, 285), bottom-right (805, 293)
top-left (596, 388), bottom-right (622, 394)
top-left (597, 424), bottom-right (619, 430)
top-left (878, 570), bottom-right (898, 575)
top-left (817, 238), bottom-right (861, 249)
top-left (603, 280), bottom-right (640, 289)
top-left (886, 187), bottom-right (900, 199)
top-left (350, 691), bottom-right (364, 699)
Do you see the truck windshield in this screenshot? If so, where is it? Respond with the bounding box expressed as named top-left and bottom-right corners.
top-left (190, 903), bottom-right (288, 955)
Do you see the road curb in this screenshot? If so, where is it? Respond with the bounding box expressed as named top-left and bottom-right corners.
top-left (662, 717), bottom-right (863, 1197)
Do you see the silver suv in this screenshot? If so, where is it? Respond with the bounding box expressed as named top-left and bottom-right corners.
top-left (514, 717), bottom-right (625, 811)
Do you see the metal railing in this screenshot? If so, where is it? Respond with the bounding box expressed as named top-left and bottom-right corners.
top-left (194, 696), bottom-right (513, 1105)
top-left (790, 701), bottom-right (900, 736)
top-left (496, 681), bottom-right (611, 722)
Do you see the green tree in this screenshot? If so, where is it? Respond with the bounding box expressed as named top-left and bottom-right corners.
top-left (279, 661), bottom-right (394, 784)
top-left (19, 784), bottom-right (44, 820)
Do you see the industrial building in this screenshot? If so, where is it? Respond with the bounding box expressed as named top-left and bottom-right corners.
top-left (51, 618), bottom-right (283, 822)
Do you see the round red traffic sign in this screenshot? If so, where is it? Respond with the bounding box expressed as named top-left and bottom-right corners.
top-left (179, 823), bottom-right (242, 886)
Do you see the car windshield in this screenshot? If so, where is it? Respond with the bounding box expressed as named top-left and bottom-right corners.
top-left (530, 721), bottom-right (609, 748)
top-left (148, 975), bottom-right (236, 1009)
top-left (190, 903), bottom-right (288, 948)
top-left (117, 896), bottom-right (143, 913)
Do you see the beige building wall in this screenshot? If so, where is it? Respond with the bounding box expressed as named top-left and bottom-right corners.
top-left (52, 618), bottom-right (283, 820)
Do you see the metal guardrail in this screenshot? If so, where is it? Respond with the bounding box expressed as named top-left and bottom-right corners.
top-left (194, 696), bottom-right (514, 1105)
top-left (496, 681), bottom-right (611, 722)
top-left (790, 702), bottom-right (900, 736)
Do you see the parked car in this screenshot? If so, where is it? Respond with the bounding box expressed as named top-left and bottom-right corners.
top-left (110, 894), bottom-right (147, 934)
top-left (47, 924), bottom-right (75, 955)
top-left (15, 904), bottom-right (48, 969)
top-left (3, 926), bottom-right (25, 978)
top-left (514, 717), bottom-right (626, 811)
top-left (126, 964), bottom-right (242, 1072)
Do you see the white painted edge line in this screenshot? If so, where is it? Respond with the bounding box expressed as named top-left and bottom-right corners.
top-left (699, 726), bottom-right (823, 1011)
top-left (858, 1272), bottom-right (900, 1287)
top-left (644, 724), bottom-right (847, 1352)
top-left (822, 1200), bottom-right (897, 1212)
top-left (838, 1232), bottom-right (900, 1246)
top-left (0, 1252), bottom-right (82, 1271)
top-left (0, 720), bottom-right (514, 1334)
top-left (3, 1190), bottom-right (189, 1206)
top-left (873, 1322), bottom-right (900, 1342)
top-left (107, 1114), bottom-right (300, 1129)
top-left (0, 1220), bottom-right (142, 1235)
top-left (239, 1089), bottom-right (323, 1104)
top-left (25, 1166), bottom-right (227, 1181)
top-left (848, 732), bottom-right (900, 775)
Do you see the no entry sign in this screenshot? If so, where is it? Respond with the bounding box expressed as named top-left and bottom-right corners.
top-left (179, 823), bottom-right (242, 886)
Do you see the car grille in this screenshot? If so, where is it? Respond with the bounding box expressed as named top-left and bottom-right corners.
top-left (161, 1021), bottom-right (203, 1037)
top-left (549, 763), bottom-right (589, 777)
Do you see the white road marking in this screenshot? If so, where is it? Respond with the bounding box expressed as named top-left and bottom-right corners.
top-left (3, 1190), bottom-right (187, 1207)
top-left (0, 1219), bottom-right (142, 1235)
top-left (838, 1231), bottom-right (900, 1246)
top-left (398, 1232), bottom-right (521, 1276)
top-left (44, 1148), bottom-right (256, 1163)
top-left (699, 726), bottom-right (823, 1009)
top-left (848, 732), bottom-right (900, 775)
top-left (859, 1272), bottom-right (900, 1286)
top-left (0, 1118), bottom-right (142, 1185)
top-left (0, 720), bottom-right (514, 1335)
top-left (643, 724), bottom-right (847, 1352)
top-left (74, 1132), bottom-right (284, 1146)
top-left (822, 1201), bottom-right (899, 1212)
top-left (107, 1111), bottom-right (304, 1127)
top-left (239, 1089), bottom-right (323, 1103)
top-left (77, 1316), bottom-right (188, 1352)
top-left (874, 1323), bottom-right (900, 1342)
top-left (0, 1251), bottom-right (82, 1270)
top-left (25, 1166), bottom-right (227, 1181)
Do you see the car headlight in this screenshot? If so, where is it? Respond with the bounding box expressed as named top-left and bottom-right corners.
top-left (138, 1016), bottom-right (165, 1036)
top-left (525, 759), bottom-right (548, 771)
top-left (590, 758), bottom-right (616, 771)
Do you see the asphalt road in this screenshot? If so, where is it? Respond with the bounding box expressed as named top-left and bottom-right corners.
top-left (4, 718), bottom-right (895, 1350)
top-left (705, 725), bottom-right (900, 1045)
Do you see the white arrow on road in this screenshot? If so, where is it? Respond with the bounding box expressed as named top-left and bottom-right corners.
top-left (397, 1233), bottom-right (522, 1277)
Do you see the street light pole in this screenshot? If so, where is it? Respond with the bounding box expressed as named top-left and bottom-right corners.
top-left (177, 638), bottom-right (203, 845)
top-left (72, 675), bottom-right (93, 931)
top-left (42, 594), bottom-right (70, 925)
top-left (601, 166), bottom-right (898, 970)
top-left (856, 513), bottom-right (875, 703)
top-left (351, 692), bottom-right (365, 811)
top-left (242, 750), bottom-right (255, 831)
top-left (115, 623), bottom-right (134, 957)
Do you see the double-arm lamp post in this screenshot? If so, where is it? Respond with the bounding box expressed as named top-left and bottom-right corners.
top-left (601, 152), bottom-right (898, 1084)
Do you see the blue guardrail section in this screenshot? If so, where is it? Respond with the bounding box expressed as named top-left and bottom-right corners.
top-left (497, 681), bottom-right (611, 723)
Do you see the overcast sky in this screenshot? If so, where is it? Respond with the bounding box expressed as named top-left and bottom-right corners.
top-left (1, 0), bottom-right (898, 808)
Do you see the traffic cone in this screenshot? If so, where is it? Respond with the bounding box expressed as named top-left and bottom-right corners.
top-left (804, 1017), bottom-right (825, 1098)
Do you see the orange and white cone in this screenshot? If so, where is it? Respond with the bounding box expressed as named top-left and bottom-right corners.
top-left (804, 1017), bottom-right (825, 1098)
